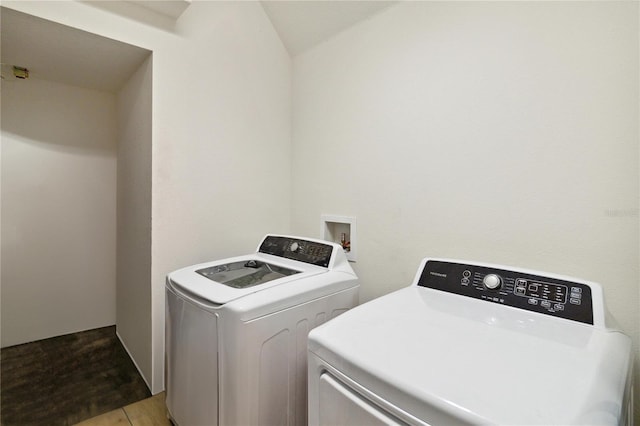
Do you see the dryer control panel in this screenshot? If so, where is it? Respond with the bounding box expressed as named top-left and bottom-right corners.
top-left (259, 236), bottom-right (334, 268)
top-left (417, 260), bottom-right (594, 324)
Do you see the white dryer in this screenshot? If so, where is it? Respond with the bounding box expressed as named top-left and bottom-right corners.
top-left (308, 258), bottom-right (633, 425)
top-left (166, 235), bottom-right (358, 426)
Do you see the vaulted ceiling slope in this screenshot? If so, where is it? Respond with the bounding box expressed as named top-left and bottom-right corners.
top-left (260, 1), bottom-right (397, 56)
top-left (1, 1), bottom-right (396, 91)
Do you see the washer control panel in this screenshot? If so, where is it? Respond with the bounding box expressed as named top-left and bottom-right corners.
top-left (417, 260), bottom-right (593, 324)
top-left (259, 236), bottom-right (334, 268)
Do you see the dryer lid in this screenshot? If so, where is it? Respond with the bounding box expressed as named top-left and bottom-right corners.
top-left (308, 287), bottom-right (632, 425)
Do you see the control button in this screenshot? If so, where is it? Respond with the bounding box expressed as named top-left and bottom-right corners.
top-left (528, 284), bottom-right (539, 293)
top-left (515, 287), bottom-right (526, 296)
top-left (554, 303), bottom-right (564, 311)
top-left (570, 292), bottom-right (582, 300)
top-left (570, 298), bottom-right (581, 305)
top-left (528, 298), bottom-right (538, 305)
top-left (541, 300), bottom-right (551, 308)
top-left (516, 279), bottom-right (527, 286)
top-left (483, 274), bottom-right (502, 290)
top-left (290, 242), bottom-right (300, 252)
top-left (461, 278), bottom-right (470, 286)
top-left (571, 287), bottom-right (582, 294)
top-left (463, 270), bottom-right (472, 278)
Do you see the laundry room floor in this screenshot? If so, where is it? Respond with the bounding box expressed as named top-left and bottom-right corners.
top-left (74, 392), bottom-right (169, 426)
top-left (0, 326), bottom-right (151, 426)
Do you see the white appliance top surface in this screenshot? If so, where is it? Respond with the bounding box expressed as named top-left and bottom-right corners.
top-left (167, 252), bottom-right (326, 305)
top-left (309, 286), bottom-right (631, 425)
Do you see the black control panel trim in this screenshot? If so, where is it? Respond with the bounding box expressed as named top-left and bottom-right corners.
top-left (258, 236), bottom-right (333, 268)
top-left (418, 260), bottom-right (594, 325)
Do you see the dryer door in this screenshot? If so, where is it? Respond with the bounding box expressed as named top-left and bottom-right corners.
top-left (318, 373), bottom-right (409, 426)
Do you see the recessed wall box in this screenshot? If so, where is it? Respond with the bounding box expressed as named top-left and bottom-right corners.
top-left (321, 215), bottom-right (356, 262)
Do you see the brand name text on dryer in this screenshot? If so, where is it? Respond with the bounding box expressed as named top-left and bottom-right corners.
top-left (430, 272), bottom-right (447, 278)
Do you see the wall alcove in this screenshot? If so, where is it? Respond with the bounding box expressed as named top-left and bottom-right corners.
top-left (1, 7), bottom-right (153, 390)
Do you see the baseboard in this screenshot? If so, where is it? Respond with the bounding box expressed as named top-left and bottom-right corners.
top-left (116, 330), bottom-right (152, 393)
top-left (1, 324), bottom-right (116, 349)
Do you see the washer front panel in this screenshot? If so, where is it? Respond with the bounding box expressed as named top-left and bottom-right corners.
top-left (417, 260), bottom-right (594, 324)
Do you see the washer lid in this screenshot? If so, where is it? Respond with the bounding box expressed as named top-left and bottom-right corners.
top-left (168, 253), bottom-right (325, 305)
top-left (195, 260), bottom-right (300, 289)
top-left (308, 287), bottom-right (632, 425)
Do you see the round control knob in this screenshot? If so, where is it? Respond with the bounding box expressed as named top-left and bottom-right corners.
top-left (483, 274), bottom-right (502, 290)
top-left (290, 242), bottom-right (300, 252)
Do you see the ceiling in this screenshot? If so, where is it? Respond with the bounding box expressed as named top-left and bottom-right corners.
top-left (0, 1), bottom-right (396, 92)
top-left (0, 7), bottom-right (151, 92)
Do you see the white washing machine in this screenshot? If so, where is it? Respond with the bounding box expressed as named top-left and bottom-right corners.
top-left (308, 258), bottom-right (633, 425)
top-left (166, 234), bottom-right (359, 426)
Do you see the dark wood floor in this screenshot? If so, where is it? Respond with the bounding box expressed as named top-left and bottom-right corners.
top-left (1, 326), bottom-right (151, 426)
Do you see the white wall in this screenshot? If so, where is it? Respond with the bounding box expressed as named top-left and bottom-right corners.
top-left (149, 2), bottom-right (291, 392)
top-left (116, 55), bottom-right (152, 385)
top-left (292, 0), bottom-right (639, 416)
top-left (2, 0), bottom-right (292, 393)
top-left (150, 2), bottom-right (291, 390)
top-left (1, 77), bottom-right (117, 347)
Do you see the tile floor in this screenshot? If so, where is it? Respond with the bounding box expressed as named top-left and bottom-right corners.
top-left (74, 392), bottom-right (170, 426)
